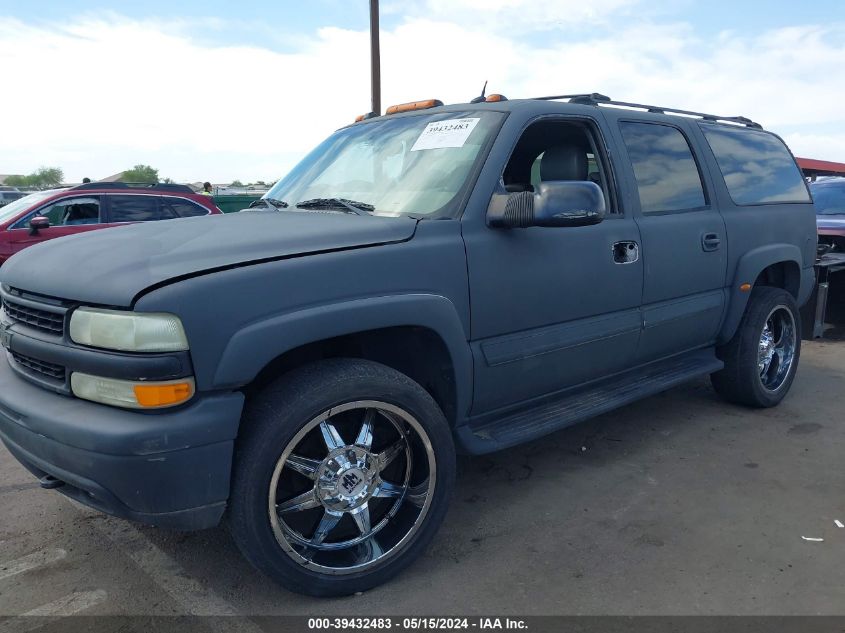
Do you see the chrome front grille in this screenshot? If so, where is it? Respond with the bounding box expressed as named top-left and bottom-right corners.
top-left (2, 298), bottom-right (65, 335)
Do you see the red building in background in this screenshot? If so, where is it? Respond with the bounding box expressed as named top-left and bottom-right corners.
top-left (797, 157), bottom-right (845, 179)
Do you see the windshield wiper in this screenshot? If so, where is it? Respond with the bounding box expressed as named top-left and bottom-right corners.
top-left (248, 198), bottom-right (288, 210)
top-left (295, 198), bottom-right (374, 216)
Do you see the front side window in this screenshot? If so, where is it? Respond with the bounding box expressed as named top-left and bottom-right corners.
top-left (620, 122), bottom-right (706, 214)
top-left (700, 124), bottom-right (810, 205)
top-left (265, 110), bottom-right (503, 218)
top-left (108, 195), bottom-right (161, 222)
top-left (14, 196), bottom-right (101, 228)
top-left (502, 118), bottom-right (616, 212)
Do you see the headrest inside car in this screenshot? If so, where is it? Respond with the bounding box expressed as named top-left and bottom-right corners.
top-left (540, 145), bottom-right (588, 182)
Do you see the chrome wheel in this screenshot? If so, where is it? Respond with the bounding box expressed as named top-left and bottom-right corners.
top-left (268, 400), bottom-right (436, 575)
top-left (757, 305), bottom-right (796, 392)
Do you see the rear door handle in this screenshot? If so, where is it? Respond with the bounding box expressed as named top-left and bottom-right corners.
top-left (702, 232), bottom-right (721, 252)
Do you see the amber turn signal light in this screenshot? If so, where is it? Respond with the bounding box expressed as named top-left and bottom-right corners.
top-left (134, 381), bottom-right (195, 408)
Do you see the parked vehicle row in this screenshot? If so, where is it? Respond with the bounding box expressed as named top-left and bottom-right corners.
top-left (0, 183), bottom-right (222, 265)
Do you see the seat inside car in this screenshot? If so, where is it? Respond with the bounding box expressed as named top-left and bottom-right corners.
top-left (502, 122), bottom-right (592, 193)
top-left (539, 144), bottom-right (588, 182)
top-left (64, 204), bottom-right (98, 225)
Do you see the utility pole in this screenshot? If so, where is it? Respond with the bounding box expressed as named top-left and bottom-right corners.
top-left (369, 0), bottom-right (381, 115)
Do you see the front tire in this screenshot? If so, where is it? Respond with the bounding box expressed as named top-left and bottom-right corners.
top-left (711, 286), bottom-right (801, 408)
top-left (228, 358), bottom-right (456, 597)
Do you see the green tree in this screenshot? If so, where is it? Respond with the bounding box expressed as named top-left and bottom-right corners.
top-left (121, 164), bottom-right (159, 184)
top-left (3, 175), bottom-right (27, 187)
top-left (34, 167), bottom-right (64, 187)
top-left (230, 179), bottom-right (244, 187)
top-left (5, 166), bottom-right (64, 188)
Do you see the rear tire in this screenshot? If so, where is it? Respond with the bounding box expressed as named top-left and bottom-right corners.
top-left (228, 358), bottom-right (455, 597)
top-left (711, 287), bottom-right (801, 408)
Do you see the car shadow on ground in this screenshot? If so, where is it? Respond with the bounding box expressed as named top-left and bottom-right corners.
top-left (822, 324), bottom-right (845, 340)
top-left (125, 374), bottom-right (726, 608)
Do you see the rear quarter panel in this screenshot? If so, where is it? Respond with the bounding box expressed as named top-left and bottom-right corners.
top-left (687, 124), bottom-right (817, 343)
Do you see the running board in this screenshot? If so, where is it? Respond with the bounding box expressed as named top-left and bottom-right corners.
top-left (456, 350), bottom-right (723, 455)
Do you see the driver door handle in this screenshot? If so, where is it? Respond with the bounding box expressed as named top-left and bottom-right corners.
top-left (613, 241), bottom-right (639, 264)
top-left (702, 232), bottom-right (721, 252)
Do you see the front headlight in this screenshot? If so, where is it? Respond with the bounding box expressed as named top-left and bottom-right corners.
top-left (69, 308), bottom-right (189, 352)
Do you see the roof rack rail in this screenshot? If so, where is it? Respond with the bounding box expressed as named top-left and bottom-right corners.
top-left (531, 93), bottom-right (762, 129)
top-left (71, 182), bottom-right (195, 194)
top-left (533, 93), bottom-right (611, 104)
top-left (72, 181), bottom-right (130, 190)
top-left (143, 183), bottom-right (195, 193)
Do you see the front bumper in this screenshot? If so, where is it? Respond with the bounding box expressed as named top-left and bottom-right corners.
top-left (0, 356), bottom-right (244, 530)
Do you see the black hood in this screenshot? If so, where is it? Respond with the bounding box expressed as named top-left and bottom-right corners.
top-left (0, 211), bottom-right (417, 306)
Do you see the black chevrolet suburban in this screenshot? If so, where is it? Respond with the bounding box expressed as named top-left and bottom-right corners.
top-left (0, 93), bottom-right (817, 596)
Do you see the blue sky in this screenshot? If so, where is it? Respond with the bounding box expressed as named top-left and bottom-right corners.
top-left (0, 0), bottom-right (374, 51)
top-left (3, 0), bottom-right (841, 45)
top-left (1, 0), bottom-right (843, 182)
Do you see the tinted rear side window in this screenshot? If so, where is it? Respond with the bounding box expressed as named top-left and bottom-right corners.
top-left (620, 122), bottom-right (706, 214)
top-left (700, 125), bottom-right (810, 205)
top-left (108, 195), bottom-right (161, 222)
top-left (161, 198), bottom-right (209, 218)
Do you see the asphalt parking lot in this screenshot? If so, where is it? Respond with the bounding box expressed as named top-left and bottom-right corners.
top-left (2, 339), bottom-right (845, 619)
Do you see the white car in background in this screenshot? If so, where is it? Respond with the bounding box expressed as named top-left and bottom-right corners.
top-left (0, 188), bottom-right (27, 208)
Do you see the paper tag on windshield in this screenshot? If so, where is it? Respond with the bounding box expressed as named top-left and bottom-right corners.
top-left (410, 118), bottom-right (480, 151)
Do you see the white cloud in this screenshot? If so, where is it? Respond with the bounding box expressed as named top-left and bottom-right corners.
top-left (0, 15), bottom-right (375, 182)
top-left (0, 12), bottom-right (843, 183)
top-left (783, 132), bottom-right (845, 162)
top-left (420, 0), bottom-right (642, 32)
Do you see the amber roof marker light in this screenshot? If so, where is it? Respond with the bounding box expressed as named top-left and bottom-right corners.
top-left (385, 99), bottom-right (444, 115)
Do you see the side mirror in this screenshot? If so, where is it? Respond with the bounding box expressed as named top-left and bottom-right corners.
top-left (29, 216), bottom-right (50, 235)
top-left (487, 181), bottom-right (606, 229)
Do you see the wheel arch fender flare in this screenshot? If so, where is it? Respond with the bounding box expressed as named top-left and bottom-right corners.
top-left (717, 243), bottom-right (806, 345)
top-left (212, 293), bottom-right (473, 419)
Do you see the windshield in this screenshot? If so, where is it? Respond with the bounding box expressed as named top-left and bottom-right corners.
top-left (265, 110), bottom-right (503, 218)
top-left (0, 190), bottom-right (59, 223)
top-left (812, 181), bottom-right (845, 215)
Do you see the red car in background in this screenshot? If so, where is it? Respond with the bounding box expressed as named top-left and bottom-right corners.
top-left (0, 183), bottom-right (222, 265)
